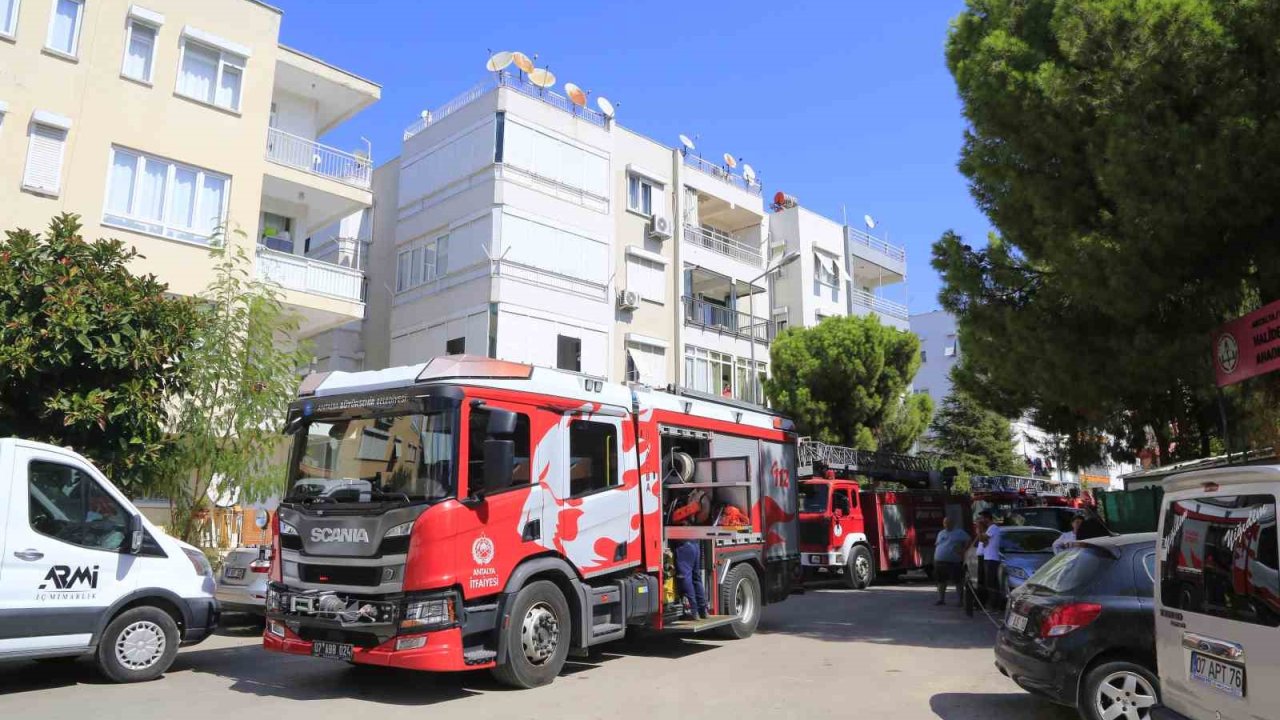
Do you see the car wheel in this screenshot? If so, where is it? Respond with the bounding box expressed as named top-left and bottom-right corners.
top-left (1082, 660), bottom-right (1160, 720)
top-left (95, 606), bottom-right (181, 683)
top-left (491, 580), bottom-right (571, 689)
top-left (716, 564), bottom-right (762, 639)
top-left (847, 545), bottom-right (873, 590)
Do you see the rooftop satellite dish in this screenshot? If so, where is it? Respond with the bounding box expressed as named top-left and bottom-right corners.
top-left (864, 214), bottom-right (877, 230)
top-left (565, 82), bottom-right (587, 107)
top-left (512, 52), bottom-right (534, 74)
top-left (679, 134), bottom-right (696, 153)
top-left (528, 67), bottom-right (556, 92)
top-left (742, 163), bottom-right (756, 184)
top-left (596, 95), bottom-right (615, 118)
top-left (723, 153), bottom-right (738, 169)
top-left (486, 50), bottom-right (513, 72)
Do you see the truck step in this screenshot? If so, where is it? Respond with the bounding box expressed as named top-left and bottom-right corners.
top-left (463, 648), bottom-right (497, 666)
top-left (661, 615), bottom-right (738, 634)
top-left (591, 622), bottom-right (623, 636)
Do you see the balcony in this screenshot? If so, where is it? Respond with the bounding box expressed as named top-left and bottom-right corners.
top-left (266, 127), bottom-right (372, 190)
top-left (684, 224), bottom-right (763, 265)
top-left (683, 296), bottom-right (776, 343)
top-left (404, 70), bottom-right (607, 140)
top-left (682, 153), bottom-right (762, 197)
top-left (850, 287), bottom-right (909, 322)
top-left (257, 247), bottom-right (364, 304)
top-left (847, 226), bottom-right (905, 264)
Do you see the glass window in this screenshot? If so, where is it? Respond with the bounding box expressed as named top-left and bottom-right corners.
top-left (396, 251), bottom-right (410, 292)
top-left (799, 483), bottom-right (829, 513)
top-left (1002, 529), bottom-right (1060, 553)
top-left (199, 175), bottom-right (227, 235)
top-left (1160, 494), bottom-right (1280, 627)
top-left (881, 504), bottom-right (907, 540)
top-left (102, 147), bottom-right (230, 244)
top-left (168, 166), bottom-right (198, 229)
top-left (216, 63), bottom-right (242, 110)
top-left (178, 40), bottom-right (244, 112)
top-left (468, 407), bottom-right (531, 490)
top-left (123, 20), bottom-right (157, 82)
top-left (1027, 546), bottom-right (1115, 593)
top-left (46, 0), bottom-right (82, 55)
top-left (138, 157), bottom-right (168, 222)
top-left (446, 337), bottom-right (465, 355)
top-left (568, 420), bottom-right (618, 497)
top-left (832, 491), bottom-right (851, 516)
top-left (107, 149), bottom-right (138, 215)
top-left (0, 0), bottom-right (18, 37)
top-left (557, 335), bottom-right (581, 372)
top-left (28, 460), bottom-right (129, 552)
top-left (23, 124), bottom-right (68, 195)
top-left (628, 175), bottom-right (654, 215)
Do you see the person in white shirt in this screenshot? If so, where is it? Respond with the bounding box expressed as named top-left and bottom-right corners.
top-left (975, 510), bottom-right (1004, 610)
top-left (1053, 514), bottom-right (1085, 554)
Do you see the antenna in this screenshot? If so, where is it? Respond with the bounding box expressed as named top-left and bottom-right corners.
top-left (486, 50), bottom-right (513, 73)
top-left (742, 163), bottom-right (756, 185)
top-left (596, 96), bottom-right (615, 119)
top-left (678, 134), bottom-right (696, 155)
top-left (864, 214), bottom-right (877, 230)
top-left (528, 67), bottom-right (556, 95)
top-left (565, 82), bottom-right (587, 109)
top-left (512, 51), bottom-right (534, 79)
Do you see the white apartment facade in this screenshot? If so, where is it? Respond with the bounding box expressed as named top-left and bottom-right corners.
top-left (0, 0), bottom-right (379, 340)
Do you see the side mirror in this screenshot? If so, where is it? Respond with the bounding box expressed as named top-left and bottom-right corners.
top-left (128, 514), bottom-right (145, 554)
top-left (481, 439), bottom-right (516, 497)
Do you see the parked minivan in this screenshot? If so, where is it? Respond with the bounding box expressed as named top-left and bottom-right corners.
top-left (0, 439), bottom-right (218, 682)
top-left (1154, 466), bottom-right (1280, 719)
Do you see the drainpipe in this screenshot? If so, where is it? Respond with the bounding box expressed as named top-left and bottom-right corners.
top-left (672, 147), bottom-right (683, 392)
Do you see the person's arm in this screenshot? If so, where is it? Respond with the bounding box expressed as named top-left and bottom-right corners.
top-left (1052, 532), bottom-right (1071, 554)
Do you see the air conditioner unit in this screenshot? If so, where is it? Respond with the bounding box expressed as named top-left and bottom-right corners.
top-left (617, 289), bottom-right (641, 311)
top-left (649, 214), bottom-right (673, 241)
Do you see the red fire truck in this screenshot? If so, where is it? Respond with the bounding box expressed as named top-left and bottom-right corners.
top-left (262, 356), bottom-right (799, 687)
top-left (796, 440), bottom-right (971, 587)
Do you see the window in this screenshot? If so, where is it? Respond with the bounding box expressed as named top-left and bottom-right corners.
top-left (815, 253), bottom-right (839, 286)
top-left (1160, 494), bottom-right (1280, 627)
top-left (832, 491), bottom-right (851, 516)
top-left (28, 460), bottom-right (129, 552)
top-left (122, 19), bottom-right (158, 83)
top-left (684, 345), bottom-right (733, 396)
top-left (104, 147), bottom-right (230, 244)
top-left (45, 0), bottom-right (82, 56)
top-left (178, 39), bottom-right (244, 112)
top-left (446, 337), bottom-right (465, 355)
top-left (881, 504), bottom-right (907, 540)
top-left (734, 357), bottom-right (766, 402)
top-left (469, 407), bottom-right (531, 489)
top-left (625, 341), bottom-right (666, 386)
top-left (568, 420), bottom-right (618, 497)
top-left (625, 253), bottom-right (665, 303)
top-left (1, 0), bottom-right (19, 37)
top-left (260, 212), bottom-right (293, 252)
top-left (627, 174), bottom-right (654, 215)
top-left (557, 335), bottom-right (581, 372)
top-left (395, 235), bottom-right (449, 293)
top-left (23, 122), bottom-right (68, 195)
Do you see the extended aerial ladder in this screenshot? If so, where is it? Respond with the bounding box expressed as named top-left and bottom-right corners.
top-left (796, 438), bottom-right (940, 488)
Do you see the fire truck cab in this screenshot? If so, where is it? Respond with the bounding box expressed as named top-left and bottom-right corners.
top-left (262, 356), bottom-right (799, 688)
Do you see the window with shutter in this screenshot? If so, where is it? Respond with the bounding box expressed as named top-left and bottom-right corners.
top-left (23, 124), bottom-right (67, 195)
top-left (625, 255), bottom-right (665, 303)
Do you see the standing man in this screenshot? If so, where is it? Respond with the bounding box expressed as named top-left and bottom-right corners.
top-left (976, 510), bottom-right (1004, 610)
top-left (933, 516), bottom-right (970, 606)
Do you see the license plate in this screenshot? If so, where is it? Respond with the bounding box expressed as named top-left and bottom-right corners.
top-left (311, 641), bottom-right (354, 661)
top-left (224, 567), bottom-right (245, 580)
top-left (1007, 612), bottom-right (1028, 633)
top-left (1190, 651), bottom-right (1245, 698)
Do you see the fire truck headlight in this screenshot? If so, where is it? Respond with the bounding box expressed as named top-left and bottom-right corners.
top-left (279, 521), bottom-right (299, 536)
top-left (384, 522), bottom-right (414, 539)
top-left (401, 594), bottom-right (456, 631)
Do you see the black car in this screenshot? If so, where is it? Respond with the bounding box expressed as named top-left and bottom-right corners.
top-left (994, 533), bottom-right (1159, 720)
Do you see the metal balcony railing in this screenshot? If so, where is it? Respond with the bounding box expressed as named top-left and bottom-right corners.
top-left (682, 153), bottom-right (762, 196)
top-left (683, 296), bottom-right (775, 342)
top-left (256, 247), bottom-right (364, 303)
top-left (404, 70), bottom-right (607, 140)
top-left (684, 224), bottom-right (763, 265)
top-left (846, 226), bottom-right (906, 264)
top-left (849, 287), bottom-right (909, 321)
top-left (265, 127), bottom-right (372, 190)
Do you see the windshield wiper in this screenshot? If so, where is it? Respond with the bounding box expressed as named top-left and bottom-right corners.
top-left (370, 491), bottom-right (412, 504)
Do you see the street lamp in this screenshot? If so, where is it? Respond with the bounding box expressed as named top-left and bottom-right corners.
top-left (748, 250), bottom-right (801, 404)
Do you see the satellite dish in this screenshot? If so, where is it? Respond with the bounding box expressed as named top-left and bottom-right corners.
top-left (679, 134), bottom-right (696, 152)
top-left (565, 82), bottom-right (587, 107)
top-left (723, 153), bottom-right (738, 169)
top-left (596, 95), bottom-right (615, 118)
top-left (742, 163), bottom-right (756, 184)
top-left (528, 67), bottom-right (556, 90)
top-left (864, 214), bottom-right (877, 230)
top-left (486, 51), bottom-right (513, 72)
top-left (512, 51), bottom-right (534, 74)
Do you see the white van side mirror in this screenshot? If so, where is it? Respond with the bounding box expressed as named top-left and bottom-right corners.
top-left (128, 514), bottom-right (145, 554)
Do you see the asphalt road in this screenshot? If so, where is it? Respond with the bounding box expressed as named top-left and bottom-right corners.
top-left (0, 583), bottom-right (1077, 719)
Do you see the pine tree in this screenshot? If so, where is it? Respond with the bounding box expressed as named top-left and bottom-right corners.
top-left (927, 387), bottom-right (1022, 478)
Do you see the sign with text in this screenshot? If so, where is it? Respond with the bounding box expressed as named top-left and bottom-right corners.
top-left (1213, 299), bottom-right (1280, 386)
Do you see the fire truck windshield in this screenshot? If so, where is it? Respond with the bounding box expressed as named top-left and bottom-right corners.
top-left (284, 409), bottom-right (458, 505)
top-left (799, 483), bottom-right (830, 513)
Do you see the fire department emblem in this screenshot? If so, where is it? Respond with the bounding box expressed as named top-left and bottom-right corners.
top-left (1216, 332), bottom-right (1239, 374)
top-left (472, 535), bottom-right (495, 565)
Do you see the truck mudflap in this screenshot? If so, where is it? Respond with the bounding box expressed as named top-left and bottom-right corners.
top-left (263, 624), bottom-right (489, 672)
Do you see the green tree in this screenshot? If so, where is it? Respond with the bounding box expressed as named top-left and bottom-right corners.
top-left (928, 387), bottom-right (1023, 479)
top-left (765, 314), bottom-right (924, 449)
top-left (0, 214), bottom-right (199, 487)
top-left (936, 0), bottom-right (1280, 464)
top-left (877, 392), bottom-right (935, 454)
top-left (162, 242), bottom-right (310, 543)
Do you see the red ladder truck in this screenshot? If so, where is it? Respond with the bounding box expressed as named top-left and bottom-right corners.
top-left (262, 356), bottom-right (799, 687)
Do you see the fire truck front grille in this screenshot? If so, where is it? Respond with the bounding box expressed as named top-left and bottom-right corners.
top-left (295, 626), bottom-right (386, 648)
top-left (298, 564), bottom-right (383, 587)
top-left (799, 520), bottom-right (829, 547)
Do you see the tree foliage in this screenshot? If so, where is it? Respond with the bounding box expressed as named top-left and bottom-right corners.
top-left (0, 214), bottom-right (199, 487)
top-left (937, 0), bottom-right (1280, 464)
top-left (766, 314), bottom-right (926, 449)
top-left (928, 387), bottom-right (1023, 479)
top-left (877, 392), bottom-right (935, 454)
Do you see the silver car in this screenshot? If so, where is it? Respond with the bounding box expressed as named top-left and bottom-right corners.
top-left (215, 546), bottom-right (271, 615)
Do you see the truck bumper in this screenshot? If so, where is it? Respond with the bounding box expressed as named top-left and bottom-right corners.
top-left (263, 623), bottom-right (484, 672)
top-left (801, 551), bottom-right (844, 568)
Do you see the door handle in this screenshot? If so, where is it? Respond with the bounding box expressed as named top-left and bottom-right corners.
top-left (13, 549), bottom-right (44, 562)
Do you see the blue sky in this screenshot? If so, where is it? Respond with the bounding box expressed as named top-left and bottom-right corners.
top-left (272, 0), bottom-right (989, 315)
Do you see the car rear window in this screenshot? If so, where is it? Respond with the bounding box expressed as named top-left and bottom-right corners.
top-left (1002, 530), bottom-right (1060, 553)
top-left (1025, 546), bottom-right (1114, 593)
top-left (1012, 508), bottom-right (1074, 531)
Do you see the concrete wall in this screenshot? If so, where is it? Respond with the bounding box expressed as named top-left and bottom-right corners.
top-left (909, 309), bottom-right (959, 406)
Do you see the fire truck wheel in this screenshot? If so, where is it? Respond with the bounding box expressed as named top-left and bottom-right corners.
top-left (847, 545), bottom-right (873, 590)
top-left (492, 580), bottom-right (571, 689)
top-left (716, 564), bottom-right (761, 639)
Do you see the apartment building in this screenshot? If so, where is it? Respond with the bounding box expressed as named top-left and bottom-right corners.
top-left (768, 200), bottom-right (909, 332)
top-left (910, 309), bottom-right (960, 405)
top-left (0, 0), bottom-right (379, 341)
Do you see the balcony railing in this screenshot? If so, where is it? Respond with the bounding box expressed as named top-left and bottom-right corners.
top-left (404, 70), bottom-right (607, 140)
top-left (265, 127), bottom-right (372, 190)
top-left (846, 226), bottom-right (906, 264)
top-left (849, 287), bottom-right (909, 321)
top-left (682, 153), bottom-right (762, 196)
top-left (683, 296), bottom-right (775, 343)
top-left (257, 247), bottom-right (364, 303)
top-left (684, 224), bottom-right (763, 265)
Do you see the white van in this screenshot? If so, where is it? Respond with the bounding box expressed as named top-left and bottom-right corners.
top-left (1154, 466), bottom-right (1280, 719)
top-left (0, 439), bottom-right (218, 682)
